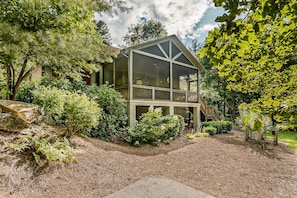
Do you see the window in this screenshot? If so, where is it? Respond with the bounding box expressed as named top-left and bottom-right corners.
top-left (103, 63), bottom-right (113, 85)
top-left (115, 57), bottom-right (128, 86)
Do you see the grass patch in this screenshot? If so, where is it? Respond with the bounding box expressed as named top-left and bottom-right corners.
top-left (266, 130), bottom-right (297, 153)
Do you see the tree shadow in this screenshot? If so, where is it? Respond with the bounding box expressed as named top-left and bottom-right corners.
top-left (213, 131), bottom-right (294, 160)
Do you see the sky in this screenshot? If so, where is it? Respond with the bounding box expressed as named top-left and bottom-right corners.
top-left (95, 0), bottom-right (225, 47)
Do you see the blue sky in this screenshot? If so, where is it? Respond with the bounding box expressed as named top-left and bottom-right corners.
top-left (96, 0), bottom-right (225, 47)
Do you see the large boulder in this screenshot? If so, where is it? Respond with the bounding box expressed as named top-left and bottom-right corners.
top-left (0, 113), bottom-right (29, 133)
top-left (0, 100), bottom-right (40, 124)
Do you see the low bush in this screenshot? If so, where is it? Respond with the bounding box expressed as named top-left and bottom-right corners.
top-left (204, 126), bottom-right (217, 135)
top-left (187, 132), bottom-right (209, 139)
top-left (186, 134), bottom-right (195, 139)
top-left (16, 76), bottom-right (88, 103)
top-left (33, 87), bottom-right (100, 137)
top-left (64, 93), bottom-right (100, 136)
top-left (195, 132), bottom-right (210, 137)
top-left (129, 107), bottom-right (184, 146)
top-left (202, 120), bottom-right (233, 134)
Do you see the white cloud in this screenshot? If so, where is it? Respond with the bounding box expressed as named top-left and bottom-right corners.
top-left (193, 23), bottom-right (219, 37)
top-left (96, 0), bottom-right (215, 46)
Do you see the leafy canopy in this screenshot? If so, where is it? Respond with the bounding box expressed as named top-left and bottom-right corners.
top-left (0, 0), bottom-right (128, 100)
top-left (200, 0), bottom-right (297, 129)
top-left (123, 19), bottom-right (168, 46)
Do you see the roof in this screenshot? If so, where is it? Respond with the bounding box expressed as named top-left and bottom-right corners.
top-left (123, 35), bottom-right (205, 71)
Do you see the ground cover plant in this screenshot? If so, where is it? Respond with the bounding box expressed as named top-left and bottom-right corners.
top-left (3, 126), bottom-right (82, 165)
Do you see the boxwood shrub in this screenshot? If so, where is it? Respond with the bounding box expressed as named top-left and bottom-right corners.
top-left (204, 126), bottom-right (217, 135)
top-left (202, 121), bottom-right (233, 134)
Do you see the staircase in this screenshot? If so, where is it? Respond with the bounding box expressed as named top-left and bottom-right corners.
top-left (199, 96), bottom-right (220, 121)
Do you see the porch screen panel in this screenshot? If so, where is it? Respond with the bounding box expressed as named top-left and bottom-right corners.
top-left (133, 53), bottom-right (170, 99)
top-left (133, 53), bottom-right (170, 87)
top-left (172, 64), bottom-right (198, 102)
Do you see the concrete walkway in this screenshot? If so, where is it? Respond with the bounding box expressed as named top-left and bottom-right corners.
top-left (105, 176), bottom-right (215, 198)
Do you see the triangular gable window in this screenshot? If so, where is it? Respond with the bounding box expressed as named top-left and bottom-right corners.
top-left (160, 41), bottom-right (169, 57)
top-left (175, 54), bottom-right (193, 65)
top-left (140, 45), bottom-right (166, 58)
top-left (171, 43), bottom-right (180, 58)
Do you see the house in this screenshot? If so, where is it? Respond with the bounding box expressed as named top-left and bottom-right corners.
top-left (89, 35), bottom-right (220, 128)
top-left (32, 35), bottom-right (220, 128)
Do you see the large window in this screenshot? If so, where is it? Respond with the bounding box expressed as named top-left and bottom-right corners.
top-left (103, 63), bottom-right (113, 85)
top-left (115, 57), bottom-right (128, 86)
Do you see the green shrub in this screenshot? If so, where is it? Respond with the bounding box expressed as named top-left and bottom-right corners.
top-left (202, 120), bottom-right (233, 133)
top-left (33, 87), bottom-right (66, 124)
top-left (33, 87), bottom-right (100, 136)
top-left (64, 93), bottom-right (100, 136)
top-left (237, 104), bottom-right (270, 141)
top-left (129, 107), bottom-right (184, 146)
top-left (204, 126), bottom-right (217, 135)
top-left (16, 76), bottom-right (88, 103)
top-left (16, 81), bottom-right (37, 103)
top-left (84, 84), bottom-right (128, 142)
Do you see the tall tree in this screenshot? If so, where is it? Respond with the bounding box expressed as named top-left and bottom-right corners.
top-left (95, 20), bottom-right (112, 45)
top-left (200, 0), bottom-right (297, 129)
top-left (0, 0), bottom-right (129, 100)
top-left (123, 19), bottom-right (168, 46)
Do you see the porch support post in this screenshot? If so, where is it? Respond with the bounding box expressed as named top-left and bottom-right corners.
top-left (193, 105), bottom-right (201, 130)
top-left (128, 102), bottom-right (136, 127)
top-left (169, 105), bottom-right (174, 115)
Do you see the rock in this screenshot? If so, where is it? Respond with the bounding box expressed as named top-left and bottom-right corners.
top-left (0, 113), bottom-right (29, 133)
top-left (0, 100), bottom-right (40, 124)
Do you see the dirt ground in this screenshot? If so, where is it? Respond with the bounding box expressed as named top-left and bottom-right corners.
top-left (0, 129), bottom-right (297, 198)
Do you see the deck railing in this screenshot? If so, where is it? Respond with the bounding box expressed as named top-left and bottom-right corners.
top-left (116, 84), bottom-right (220, 121)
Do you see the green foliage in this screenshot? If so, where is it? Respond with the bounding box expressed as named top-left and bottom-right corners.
top-left (84, 84), bottom-right (128, 142)
top-left (96, 20), bottom-right (112, 45)
top-left (16, 81), bottom-right (37, 103)
top-left (201, 0), bottom-right (297, 129)
top-left (123, 19), bottom-right (168, 46)
top-left (16, 76), bottom-right (89, 103)
top-left (187, 132), bottom-right (209, 139)
top-left (195, 132), bottom-right (210, 137)
top-left (204, 126), bottom-right (217, 135)
top-left (64, 93), bottom-right (100, 136)
top-left (186, 134), bottom-right (195, 140)
top-left (0, 0), bottom-right (120, 100)
top-left (5, 131), bottom-right (81, 164)
top-left (129, 107), bottom-right (184, 146)
top-left (237, 103), bottom-right (271, 141)
top-left (33, 87), bottom-right (67, 124)
top-left (202, 120), bottom-right (233, 134)
top-left (32, 87), bottom-right (100, 136)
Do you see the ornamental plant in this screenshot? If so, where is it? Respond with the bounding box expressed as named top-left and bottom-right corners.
top-left (129, 107), bottom-right (184, 146)
top-left (84, 84), bottom-right (128, 142)
top-left (33, 86), bottom-right (100, 137)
